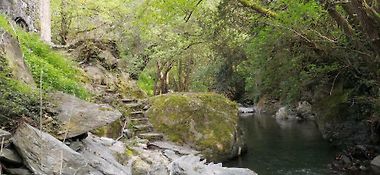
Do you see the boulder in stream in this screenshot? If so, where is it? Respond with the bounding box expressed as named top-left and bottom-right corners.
top-left (147, 93), bottom-right (246, 162)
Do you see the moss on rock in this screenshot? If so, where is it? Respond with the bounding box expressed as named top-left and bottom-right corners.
top-left (147, 93), bottom-right (244, 161)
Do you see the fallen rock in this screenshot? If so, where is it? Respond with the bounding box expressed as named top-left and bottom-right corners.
top-left (168, 155), bottom-right (257, 175)
top-left (147, 93), bottom-right (246, 161)
top-left (0, 148), bottom-right (23, 164)
top-left (49, 92), bottom-right (122, 139)
top-left (78, 133), bottom-right (131, 175)
top-left (12, 124), bottom-right (102, 175)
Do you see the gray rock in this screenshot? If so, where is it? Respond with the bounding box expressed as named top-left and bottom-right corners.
top-left (0, 148), bottom-right (22, 164)
top-left (168, 155), bottom-right (257, 175)
top-left (78, 133), bottom-right (131, 175)
top-left (49, 92), bottom-right (122, 139)
top-left (99, 50), bottom-right (119, 69)
top-left (127, 146), bottom-right (170, 175)
top-left (239, 107), bottom-right (255, 114)
top-left (0, 29), bottom-right (35, 86)
top-left (296, 101), bottom-right (314, 119)
top-left (0, 129), bottom-right (11, 142)
top-left (0, 0), bottom-right (37, 31)
top-left (371, 155), bottom-right (380, 167)
top-left (148, 141), bottom-right (200, 155)
top-left (275, 107), bottom-right (298, 120)
top-left (12, 124), bottom-right (102, 175)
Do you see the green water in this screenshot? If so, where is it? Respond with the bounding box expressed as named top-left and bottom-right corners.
top-left (225, 113), bottom-right (337, 175)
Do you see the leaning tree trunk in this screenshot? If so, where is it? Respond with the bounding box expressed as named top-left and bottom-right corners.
top-left (40, 0), bottom-right (51, 43)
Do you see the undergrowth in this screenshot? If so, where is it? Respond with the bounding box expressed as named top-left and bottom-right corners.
top-left (0, 15), bottom-right (90, 99)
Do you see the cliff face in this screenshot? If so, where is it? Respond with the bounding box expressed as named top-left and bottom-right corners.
top-left (0, 0), bottom-right (38, 31)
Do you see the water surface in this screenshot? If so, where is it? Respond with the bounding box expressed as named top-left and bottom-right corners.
top-left (225, 113), bottom-right (337, 175)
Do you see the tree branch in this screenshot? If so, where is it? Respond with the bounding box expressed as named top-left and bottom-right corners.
top-left (237, 0), bottom-right (277, 18)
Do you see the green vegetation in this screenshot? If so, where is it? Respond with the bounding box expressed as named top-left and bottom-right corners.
top-left (0, 52), bottom-right (38, 129)
top-left (0, 15), bottom-right (90, 99)
top-left (147, 93), bottom-right (239, 161)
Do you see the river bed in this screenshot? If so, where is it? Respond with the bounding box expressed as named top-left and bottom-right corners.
top-left (224, 113), bottom-right (337, 175)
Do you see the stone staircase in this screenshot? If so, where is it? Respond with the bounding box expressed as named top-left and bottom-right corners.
top-left (121, 99), bottom-right (164, 141)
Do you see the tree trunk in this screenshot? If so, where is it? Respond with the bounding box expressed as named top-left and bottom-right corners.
top-left (59, 0), bottom-right (69, 45)
top-left (40, 0), bottom-right (51, 43)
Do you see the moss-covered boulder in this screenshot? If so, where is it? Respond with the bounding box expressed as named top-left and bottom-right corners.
top-left (146, 93), bottom-right (245, 161)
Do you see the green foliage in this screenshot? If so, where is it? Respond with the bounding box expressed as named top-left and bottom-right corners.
top-left (137, 71), bottom-right (154, 96)
top-left (0, 15), bottom-right (90, 99)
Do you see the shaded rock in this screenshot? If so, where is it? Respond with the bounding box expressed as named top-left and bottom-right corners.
top-left (296, 101), bottom-right (315, 119)
top-left (147, 93), bottom-right (246, 161)
top-left (5, 167), bottom-right (32, 175)
top-left (12, 124), bottom-right (102, 175)
top-left (0, 148), bottom-right (22, 164)
top-left (168, 155), bottom-right (257, 175)
top-left (0, 29), bottom-right (35, 86)
top-left (78, 133), bottom-right (131, 175)
top-left (49, 92), bottom-right (122, 139)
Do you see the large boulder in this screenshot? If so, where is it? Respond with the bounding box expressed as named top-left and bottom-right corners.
top-left (146, 93), bottom-right (245, 161)
top-left (12, 124), bottom-right (103, 175)
top-left (0, 29), bottom-right (35, 86)
top-left (48, 92), bottom-right (122, 139)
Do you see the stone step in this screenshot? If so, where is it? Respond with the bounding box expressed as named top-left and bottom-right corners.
top-left (138, 133), bottom-right (164, 141)
top-left (125, 103), bottom-right (144, 109)
top-left (133, 124), bottom-right (153, 133)
top-left (130, 118), bottom-right (149, 124)
top-left (121, 99), bottom-right (138, 103)
top-left (130, 111), bottom-right (145, 118)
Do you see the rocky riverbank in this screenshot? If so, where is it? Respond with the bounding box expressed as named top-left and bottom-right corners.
top-left (270, 100), bottom-right (380, 174)
top-left (1, 124), bottom-right (256, 175)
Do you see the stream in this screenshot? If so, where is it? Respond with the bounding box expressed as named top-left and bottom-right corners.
top-left (224, 113), bottom-right (337, 175)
